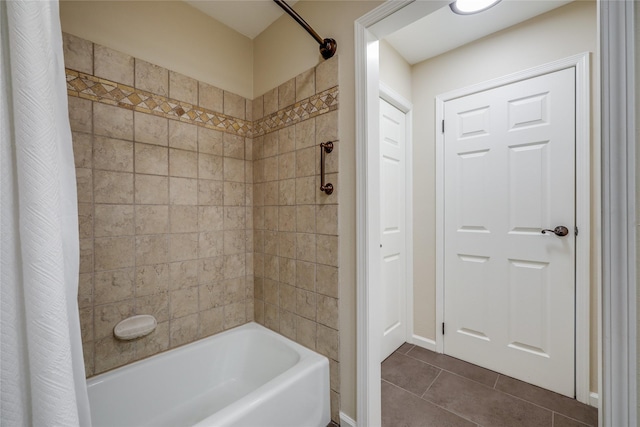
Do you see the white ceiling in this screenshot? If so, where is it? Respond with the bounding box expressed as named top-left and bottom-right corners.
top-left (385, 0), bottom-right (573, 65)
top-left (184, 0), bottom-right (297, 39)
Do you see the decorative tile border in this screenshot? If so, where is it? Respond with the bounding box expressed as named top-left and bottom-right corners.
top-left (66, 68), bottom-right (339, 138)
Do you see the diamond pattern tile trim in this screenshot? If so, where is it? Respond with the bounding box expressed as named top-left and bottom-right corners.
top-left (66, 68), bottom-right (338, 138)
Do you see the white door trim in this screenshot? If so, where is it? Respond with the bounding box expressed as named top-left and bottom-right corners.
top-left (600, 1), bottom-right (637, 426)
top-left (379, 82), bottom-right (414, 350)
top-left (435, 52), bottom-right (591, 403)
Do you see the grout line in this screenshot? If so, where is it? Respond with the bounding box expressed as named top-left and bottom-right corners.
top-left (421, 369), bottom-right (442, 398)
top-left (493, 375), bottom-right (500, 389)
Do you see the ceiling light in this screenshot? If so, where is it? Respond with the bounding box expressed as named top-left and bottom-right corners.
top-left (450, 0), bottom-right (502, 15)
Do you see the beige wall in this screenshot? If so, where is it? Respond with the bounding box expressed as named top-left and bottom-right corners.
top-left (410, 0), bottom-right (598, 392)
top-left (379, 40), bottom-right (412, 102)
top-left (59, 1), bottom-right (254, 99)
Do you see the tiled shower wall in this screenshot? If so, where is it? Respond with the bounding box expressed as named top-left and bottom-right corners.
top-left (64, 33), bottom-right (254, 376)
top-left (251, 58), bottom-right (340, 422)
top-left (65, 33), bottom-right (341, 422)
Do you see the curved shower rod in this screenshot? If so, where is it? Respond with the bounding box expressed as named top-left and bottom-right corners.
top-left (273, 0), bottom-right (337, 60)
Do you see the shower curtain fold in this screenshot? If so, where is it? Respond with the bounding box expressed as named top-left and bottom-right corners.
top-left (1, 1), bottom-right (91, 425)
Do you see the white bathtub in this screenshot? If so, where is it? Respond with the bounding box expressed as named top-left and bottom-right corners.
top-left (87, 322), bottom-right (330, 427)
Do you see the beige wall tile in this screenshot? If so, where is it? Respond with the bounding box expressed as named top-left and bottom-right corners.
top-left (223, 91), bottom-right (245, 119)
top-left (280, 283), bottom-right (297, 313)
top-left (94, 236), bottom-right (134, 271)
top-left (254, 277), bottom-right (264, 300)
top-left (316, 173), bottom-right (338, 205)
top-left (72, 132), bottom-right (93, 169)
top-left (264, 181), bottom-right (278, 207)
top-left (200, 307), bottom-right (224, 337)
top-left (264, 206), bottom-right (278, 231)
top-left (198, 127), bottom-right (223, 156)
top-left (170, 287), bottom-right (198, 319)
top-left (199, 257), bottom-right (224, 284)
top-left (63, 33), bottom-right (93, 74)
top-left (279, 232), bottom-right (296, 259)
top-left (253, 207), bottom-right (265, 231)
top-left (94, 204), bottom-right (134, 237)
top-left (263, 87), bottom-right (278, 116)
top-left (295, 118), bottom-right (315, 150)
top-left (316, 205), bottom-right (338, 236)
top-left (169, 71), bottom-right (197, 104)
top-left (224, 301), bottom-right (246, 329)
top-left (199, 231), bottom-right (224, 258)
top-left (94, 269), bottom-right (134, 305)
top-left (279, 127), bottom-right (295, 154)
top-left (135, 143), bottom-right (168, 175)
top-left (136, 320), bottom-right (169, 359)
top-left (316, 234), bottom-right (338, 267)
top-left (224, 181), bottom-right (245, 206)
top-left (169, 120), bottom-right (197, 151)
top-left (296, 315), bottom-right (316, 350)
top-left (223, 254), bottom-right (245, 279)
top-left (279, 179), bottom-right (296, 206)
top-left (135, 263), bottom-right (169, 297)
top-left (199, 82), bottom-right (223, 113)
top-left (315, 55), bottom-right (338, 93)
top-left (224, 277), bottom-right (245, 305)
top-left (252, 136), bottom-right (264, 161)
top-left (168, 233), bottom-right (198, 262)
top-left (199, 206), bottom-right (224, 231)
top-left (224, 157), bottom-right (245, 182)
top-left (264, 255), bottom-right (278, 281)
top-left (76, 168), bottom-right (93, 204)
top-left (170, 205), bottom-right (198, 233)
top-left (199, 180), bottom-right (223, 206)
top-left (134, 112), bottom-right (168, 146)
top-left (169, 260), bottom-right (198, 291)
top-left (136, 235), bottom-right (168, 266)
top-left (135, 59), bottom-right (168, 96)
top-left (79, 307), bottom-right (93, 343)
top-left (295, 147), bottom-right (315, 178)
top-left (263, 279), bottom-right (279, 306)
top-left (245, 100), bottom-right (253, 122)
top-left (94, 171), bottom-right (133, 204)
top-left (78, 203), bottom-right (93, 239)
top-left (280, 258), bottom-right (296, 286)
top-left (264, 303), bottom-right (279, 331)
top-left (94, 103), bottom-right (133, 140)
top-left (94, 45), bottom-right (134, 86)
top-left (316, 264), bottom-right (338, 298)
top-left (329, 359), bottom-right (340, 392)
top-left (94, 299), bottom-right (134, 339)
top-left (170, 313), bottom-right (198, 347)
top-left (224, 207), bottom-right (245, 230)
top-left (199, 283), bottom-right (224, 310)
top-left (136, 291), bottom-right (169, 326)
top-left (331, 391), bottom-right (340, 424)
top-left (168, 148), bottom-right (197, 178)
top-left (223, 229), bottom-right (245, 255)
top-left (317, 324), bottom-right (339, 360)
top-left (279, 309), bottom-right (296, 340)
top-left (278, 151), bottom-right (296, 180)
top-left (316, 110), bottom-right (338, 147)
top-left (135, 174), bottom-right (168, 205)
top-left (169, 177), bottom-right (198, 205)
top-left (198, 153), bottom-right (223, 181)
top-left (278, 78), bottom-right (295, 109)
top-left (94, 335), bottom-right (135, 373)
top-left (135, 205), bottom-right (169, 235)
top-left (296, 289), bottom-right (316, 321)
top-left (264, 231), bottom-right (278, 256)
top-left (94, 136), bottom-right (133, 172)
top-left (295, 68), bottom-right (315, 102)
top-left (279, 206), bottom-right (296, 232)
top-left (295, 176), bottom-right (316, 206)
top-left (83, 342), bottom-right (95, 377)
top-left (296, 261), bottom-right (316, 292)
top-left (223, 133), bottom-right (245, 159)
top-left (296, 205), bottom-right (315, 233)
top-left (317, 295), bottom-right (338, 330)
top-left (252, 95), bottom-right (264, 121)
top-left (263, 157), bottom-right (278, 183)
top-left (68, 96), bottom-right (92, 133)
top-left (264, 132), bottom-right (278, 158)
top-left (79, 238), bottom-right (94, 274)
top-left (78, 273), bottom-right (93, 308)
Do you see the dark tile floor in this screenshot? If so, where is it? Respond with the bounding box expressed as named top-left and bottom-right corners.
top-left (382, 343), bottom-right (598, 427)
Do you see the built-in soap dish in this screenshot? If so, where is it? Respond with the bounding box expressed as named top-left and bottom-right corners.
top-left (114, 315), bottom-right (157, 341)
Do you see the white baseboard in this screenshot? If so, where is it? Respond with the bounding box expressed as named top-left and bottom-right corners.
top-left (339, 412), bottom-right (357, 427)
top-left (410, 334), bottom-right (437, 352)
top-left (589, 392), bottom-right (599, 408)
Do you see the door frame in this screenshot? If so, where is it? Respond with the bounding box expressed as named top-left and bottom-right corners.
top-left (379, 82), bottom-right (415, 353)
top-left (434, 52), bottom-right (591, 402)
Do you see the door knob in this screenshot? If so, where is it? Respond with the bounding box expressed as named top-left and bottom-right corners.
top-left (541, 226), bottom-right (569, 237)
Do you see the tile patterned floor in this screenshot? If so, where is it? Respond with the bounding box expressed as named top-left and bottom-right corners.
top-left (382, 343), bottom-right (598, 427)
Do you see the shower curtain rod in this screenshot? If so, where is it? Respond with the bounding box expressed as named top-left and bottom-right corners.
top-left (273, 0), bottom-right (337, 59)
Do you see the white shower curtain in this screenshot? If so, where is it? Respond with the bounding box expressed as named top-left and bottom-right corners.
top-left (1, 1), bottom-right (91, 426)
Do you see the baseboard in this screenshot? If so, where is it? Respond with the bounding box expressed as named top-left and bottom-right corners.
top-left (411, 334), bottom-right (437, 352)
top-left (339, 411), bottom-right (357, 427)
top-left (589, 392), bottom-right (599, 408)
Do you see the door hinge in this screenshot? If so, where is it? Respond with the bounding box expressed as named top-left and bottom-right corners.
top-left (442, 322), bottom-right (445, 335)
top-left (575, 226), bottom-right (579, 236)
top-left (442, 120), bottom-right (445, 133)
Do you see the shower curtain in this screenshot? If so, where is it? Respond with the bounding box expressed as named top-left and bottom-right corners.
top-left (1, 1), bottom-right (91, 425)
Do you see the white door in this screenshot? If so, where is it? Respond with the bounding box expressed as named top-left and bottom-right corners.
top-left (443, 68), bottom-right (576, 397)
top-left (380, 98), bottom-right (407, 361)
